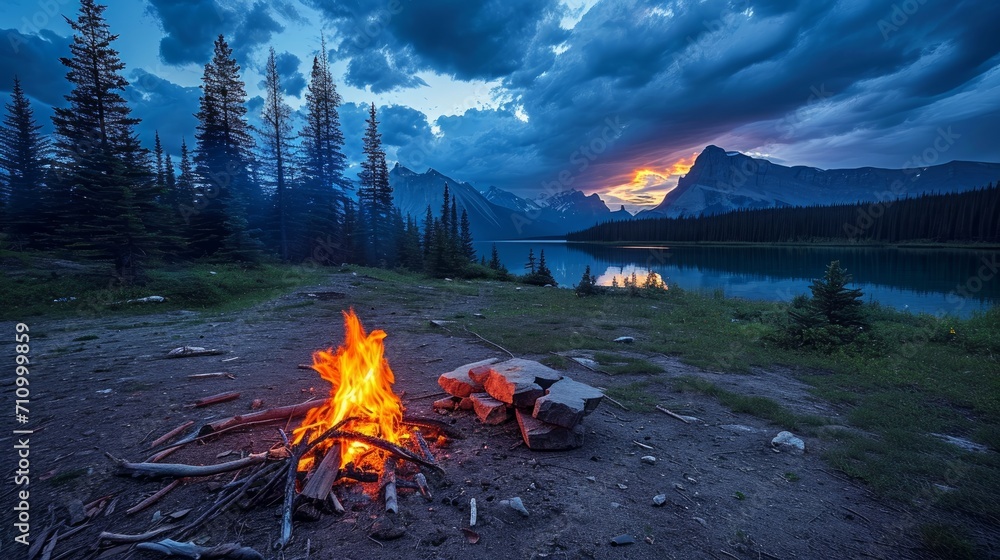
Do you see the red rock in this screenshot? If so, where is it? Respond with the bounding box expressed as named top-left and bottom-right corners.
top-left (437, 358), bottom-right (499, 397)
top-left (471, 393), bottom-right (509, 425)
top-left (483, 359), bottom-right (563, 407)
top-left (516, 409), bottom-right (585, 450)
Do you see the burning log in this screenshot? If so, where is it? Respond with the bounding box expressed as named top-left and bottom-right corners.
top-left (299, 444), bottom-right (341, 502)
top-left (114, 452), bottom-right (268, 480)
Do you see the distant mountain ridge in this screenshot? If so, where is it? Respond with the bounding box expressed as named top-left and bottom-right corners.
top-left (638, 145), bottom-right (1000, 218)
top-left (389, 164), bottom-right (630, 238)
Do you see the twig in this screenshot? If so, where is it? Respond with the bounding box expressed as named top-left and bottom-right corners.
top-left (274, 446), bottom-right (303, 550)
top-left (190, 391), bottom-right (240, 408)
top-left (462, 326), bottom-right (514, 358)
top-left (402, 415), bottom-right (464, 440)
top-left (127, 479), bottom-right (182, 515)
top-left (186, 372), bottom-right (235, 380)
top-left (842, 506), bottom-right (872, 523)
top-left (655, 405), bottom-right (691, 424)
top-left (148, 420), bottom-right (195, 449)
top-left (413, 430), bottom-right (437, 467)
top-left (407, 391), bottom-right (447, 401)
top-left (423, 357), bottom-right (443, 364)
top-left (603, 394), bottom-right (630, 411)
top-left (179, 461), bottom-right (283, 541)
top-left (114, 452), bottom-right (268, 480)
top-left (99, 525), bottom-right (176, 543)
top-left (632, 440), bottom-right (654, 450)
top-left (719, 550), bottom-right (740, 560)
top-left (674, 486), bottom-right (696, 505)
top-left (414, 473), bottom-right (433, 500)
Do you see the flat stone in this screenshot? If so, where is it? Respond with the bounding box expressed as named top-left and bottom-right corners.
top-left (515, 409), bottom-right (585, 450)
top-left (532, 377), bottom-right (604, 428)
top-left (471, 393), bottom-right (509, 425)
top-left (771, 431), bottom-right (806, 454)
top-left (468, 364), bottom-right (493, 385)
top-left (457, 396), bottom-right (475, 410)
top-left (437, 358), bottom-right (498, 397)
top-left (484, 359), bottom-right (562, 407)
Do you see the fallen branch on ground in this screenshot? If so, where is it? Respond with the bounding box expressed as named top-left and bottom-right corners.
top-left (137, 539), bottom-right (264, 560)
top-left (114, 452), bottom-right (268, 480)
top-left (655, 404), bottom-right (691, 424)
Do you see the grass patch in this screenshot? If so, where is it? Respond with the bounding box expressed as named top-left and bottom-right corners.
top-left (0, 254), bottom-right (327, 319)
top-left (674, 376), bottom-right (828, 431)
top-left (49, 467), bottom-right (89, 486)
top-left (593, 352), bottom-right (664, 375)
top-left (72, 334), bottom-right (99, 341)
top-left (919, 524), bottom-right (980, 560)
top-left (605, 381), bottom-right (660, 412)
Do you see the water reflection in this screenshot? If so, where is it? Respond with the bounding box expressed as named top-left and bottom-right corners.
top-left (594, 266), bottom-right (667, 289)
top-left (474, 241), bottom-right (999, 317)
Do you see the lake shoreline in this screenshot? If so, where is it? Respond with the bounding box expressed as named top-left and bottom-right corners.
top-left (561, 239), bottom-right (1000, 250)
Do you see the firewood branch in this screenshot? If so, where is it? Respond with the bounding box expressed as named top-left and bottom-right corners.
top-left (114, 452), bottom-right (268, 480)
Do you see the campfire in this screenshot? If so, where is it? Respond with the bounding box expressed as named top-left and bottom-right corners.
top-left (90, 309), bottom-right (608, 557)
top-left (292, 309), bottom-right (406, 473)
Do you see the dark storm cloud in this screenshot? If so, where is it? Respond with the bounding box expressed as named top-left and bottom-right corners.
top-left (147, 0), bottom-right (286, 66)
top-left (305, 0), bottom-right (566, 89)
top-left (0, 29), bottom-right (70, 107)
top-left (124, 69), bottom-right (201, 155)
top-left (146, 0), bottom-right (233, 65)
top-left (274, 51), bottom-right (306, 97)
top-left (345, 49), bottom-right (428, 93)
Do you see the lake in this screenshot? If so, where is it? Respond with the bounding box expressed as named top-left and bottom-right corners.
top-left (474, 241), bottom-right (1000, 318)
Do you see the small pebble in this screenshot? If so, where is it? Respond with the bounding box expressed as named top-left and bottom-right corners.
top-left (640, 456), bottom-right (656, 465)
top-left (652, 494), bottom-right (667, 507)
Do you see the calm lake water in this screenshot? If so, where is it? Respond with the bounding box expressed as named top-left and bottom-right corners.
top-left (474, 241), bottom-right (1000, 318)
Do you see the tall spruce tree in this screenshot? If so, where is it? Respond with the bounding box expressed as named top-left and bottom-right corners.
top-left (191, 34), bottom-right (257, 259)
top-left (51, 0), bottom-right (162, 278)
top-left (299, 35), bottom-right (348, 263)
top-left (460, 208), bottom-right (475, 262)
top-left (260, 47), bottom-right (295, 260)
top-left (153, 131), bottom-right (164, 189)
top-left (0, 76), bottom-right (50, 245)
top-left (358, 102), bottom-right (393, 265)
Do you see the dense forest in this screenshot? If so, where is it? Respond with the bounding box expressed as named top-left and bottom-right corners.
top-left (0, 0), bottom-right (476, 281)
top-left (569, 183), bottom-right (1000, 244)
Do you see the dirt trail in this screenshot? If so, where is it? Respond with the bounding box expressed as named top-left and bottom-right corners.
top-left (8, 273), bottom-right (924, 559)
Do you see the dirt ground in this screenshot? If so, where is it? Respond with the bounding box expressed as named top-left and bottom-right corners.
top-left (5, 272), bottom-right (935, 559)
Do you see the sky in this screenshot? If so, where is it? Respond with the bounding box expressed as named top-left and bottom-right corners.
top-left (2, 0), bottom-right (999, 212)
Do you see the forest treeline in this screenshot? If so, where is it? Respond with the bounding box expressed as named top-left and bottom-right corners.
top-left (568, 183), bottom-right (1000, 244)
top-left (0, 0), bottom-right (476, 281)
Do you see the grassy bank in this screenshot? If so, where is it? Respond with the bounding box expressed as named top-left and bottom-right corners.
top-left (0, 252), bottom-right (327, 319)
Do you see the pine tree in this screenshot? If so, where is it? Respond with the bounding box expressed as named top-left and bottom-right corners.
top-left (575, 265), bottom-right (597, 296)
top-left (525, 248), bottom-right (536, 273)
top-left (191, 34), bottom-right (257, 259)
top-left (460, 208), bottom-right (475, 262)
top-left (358, 102), bottom-right (393, 265)
top-left (488, 243), bottom-right (503, 271)
top-left (176, 139), bottom-right (195, 215)
top-left (50, 0), bottom-right (163, 278)
top-left (153, 131), bottom-right (165, 189)
top-left (299, 34), bottom-right (348, 264)
top-left (788, 260), bottom-right (867, 348)
top-left (260, 47), bottom-right (295, 260)
top-left (422, 205), bottom-right (434, 258)
top-left (0, 76), bottom-right (50, 245)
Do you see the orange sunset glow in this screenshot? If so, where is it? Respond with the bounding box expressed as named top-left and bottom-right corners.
top-left (604, 152), bottom-right (699, 207)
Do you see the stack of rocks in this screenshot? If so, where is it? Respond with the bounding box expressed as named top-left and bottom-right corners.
top-left (436, 358), bottom-right (604, 450)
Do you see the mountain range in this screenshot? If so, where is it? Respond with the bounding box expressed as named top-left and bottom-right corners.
top-left (388, 164), bottom-right (630, 239)
top-left (637, 145), bottom-right (1000, 219)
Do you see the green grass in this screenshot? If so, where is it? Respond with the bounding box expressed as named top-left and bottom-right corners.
top-left (72, 334), bottom-right (99, 341)
top-left (673, 376), bottom-right (829, 431)
top-left (604, 381), bottom-right (661, 412)
top-left (592, 351), bottom-right (664, 375)
top-left (0, 255), bottom-right (327, 319)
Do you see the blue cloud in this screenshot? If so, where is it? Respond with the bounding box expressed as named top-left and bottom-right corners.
top-left (345, 49), bottom-right (428, 93)
top-left (274, 51), bottom-right (305, 97)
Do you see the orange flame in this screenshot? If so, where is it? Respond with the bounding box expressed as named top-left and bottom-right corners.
top-left (292, 309), bottom-right (405, 470)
